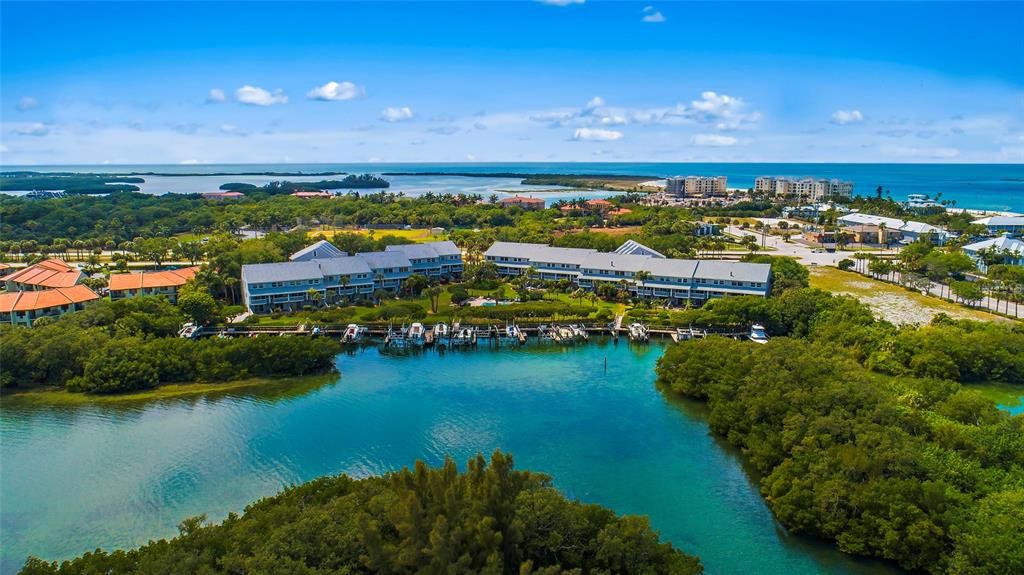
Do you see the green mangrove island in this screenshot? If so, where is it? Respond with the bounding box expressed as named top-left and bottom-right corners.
top-left (19, 452), bottom-right (702, 575)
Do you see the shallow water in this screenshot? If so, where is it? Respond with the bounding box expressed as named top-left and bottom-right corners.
top-left (0, 341), bottom-right (900, 574)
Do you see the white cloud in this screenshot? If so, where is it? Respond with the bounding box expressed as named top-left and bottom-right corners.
top-left (17, 97), bottom-right (39, 111)
top-left (466, 154), bottom-right (477, 161)
top-left (537, 0), bottom-right (585, 6)
top-left (642, 6), bottom-right (666, 23)
top-left (585, 96), bottom-right (605, 110)
top-left (688, 91), bottom-right (757, 129)
top-left (693, 134), bottom-right (738, 147)
top-left (831, 109), bottom-right (864, 125)
top-left (220, 124), bottom-right (247, 136)
top-left (381, 106), bottom-right (415, 122)
top-left (178, 159), bottom-right (204, 165)
top-left (13, 122), bottom-right (49, 136)
top-left (307, 81), bottom-right (365, 101)
top-left (235, 85), bottom-right (288, 106)
top-left (206, 88), bottom-right (226, 103)
top-left (573, 128), bottom-right (623, 141)
top-left (600, 115), bottom-right (627, 126)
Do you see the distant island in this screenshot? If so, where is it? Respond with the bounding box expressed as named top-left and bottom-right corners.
top-left (0, 172), bottom-right (387, 195)
top-left (219, 174), bottom-right (389, 193)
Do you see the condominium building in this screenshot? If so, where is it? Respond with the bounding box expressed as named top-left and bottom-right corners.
top-left (1, 259), bottom-right (84, 291)
top-left (108, 266), bottom-right (200, 304)
top-left (754, 177), bottom-right (853, 201)
top-left (484, 241), bottom-right (770, 305)
top-left (241, 241), bottom-right (463, 313)
top-left (665, 176), bottom-right (728, 198)
top-left (0, 285), bottom-right (100, 326)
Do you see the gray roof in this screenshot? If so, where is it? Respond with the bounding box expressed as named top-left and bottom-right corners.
top-left (242, 260), bottom-right (323, 284)
top-left (358, 251), bottom-right (412, 270)
top-left (424, 240), bottom-right (461, 257)
top-left (313, 257), bottom-right (372, 276)
top-left (615, 240), bottom-right (665, 259)
top-left (988, 216), bottom-right (1024, 227)
top-left (580, 252), bottom-right (651, 273)
top-left (385, 243), bottom-right (442, 260)
top-left (642, 257), bottom-right (699, 278)
top-left (694, 260), bottom-right (771, 282)
top-left (484, 241), bottom-right (550, 259)
top-left (290, 240), bottom-right (345, 261)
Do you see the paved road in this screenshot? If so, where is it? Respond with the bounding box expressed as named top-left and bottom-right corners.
top-left (726, 223), bottom-right (1022, 319)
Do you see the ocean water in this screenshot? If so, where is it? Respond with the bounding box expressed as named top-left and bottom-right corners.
top-left (0, 341), bottom-right (899, 575)
top-left (4, 162), bottom-right (1022, 212)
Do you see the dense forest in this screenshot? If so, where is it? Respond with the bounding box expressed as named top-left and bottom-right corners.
top-left (0, 173), bottom-right (144, 194)
top-left (656, 288), bottom-right (1024, 573)
top-left (0, 297), bottom-right (340, 394)
top-left (20, 451), bottom-right (702, 575)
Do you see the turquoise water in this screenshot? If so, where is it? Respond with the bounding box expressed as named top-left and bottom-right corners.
top-left (5, 162), bottom-right (1023, 212)
top-left (0, 341), bottom-right (900, 574)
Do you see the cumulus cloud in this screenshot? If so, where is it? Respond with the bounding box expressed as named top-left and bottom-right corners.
top-left (13, 122), bottom-right (49, 136)
top-left (600, 115), bottom-right (627, 126)
top-left (235, 85), bottom-right (288, 106)
top-left (206, 88), bottom-right (226, 103)
top-left (692, 133), bottom-right (738, 147)
top-left (642, 6), bottom-right (666, 23)
top-left (585, 96), bottom-right (605, 110)
top-left (573, 128), bottom-right (623, 141)
top-left (381, 106), bottom-right (414, 122)
top-left (537, 0), bottom-right (585, 5)
top-left (307, 81), bottom-right (365, 101)
top-left (17, 97), bottom-right (39, 111)
top-left (831, 109), bottom-right (864, 125)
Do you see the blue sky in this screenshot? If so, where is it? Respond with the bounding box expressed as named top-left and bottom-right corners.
top-left (2, 1), bottom-right (1022, 165)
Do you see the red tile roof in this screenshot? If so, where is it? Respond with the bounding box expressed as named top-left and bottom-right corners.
top-left (499, 195), bottom-right (545, 204)
top-left (0, 259), bottom-right (82, 288)
top-left (585, 199), bottom-right (614, 207)
top-left (0, 285), bottom-right (99, 313)
top-left (108, 266), bottom-right (200, 291)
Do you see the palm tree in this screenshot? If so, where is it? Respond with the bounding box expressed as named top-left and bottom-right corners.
top-left (634, 270), bottom-right (652, 298)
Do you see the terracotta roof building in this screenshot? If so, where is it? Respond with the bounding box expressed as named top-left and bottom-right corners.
top-left (498, 196), bottom-right (546, 210)
top-left (202, 191), bottom-right (245, 200)
top-left (0, 285), bottom-right (100, 326)
top-left (1, 259), bottom-right (84, 291)
top-left (108, 266), bottom-right (200, 303)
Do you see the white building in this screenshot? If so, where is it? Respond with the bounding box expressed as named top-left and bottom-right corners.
top-left (836, 212), bottom-right (948, 244)
top-left (962, 235), bottom-right (1024, 272)
top-left (665, 176), bottom-right (728, 197)
top-left (755, 176), bottom-right (853, 201)
top-left (484, 240), bottom-right (770, 305)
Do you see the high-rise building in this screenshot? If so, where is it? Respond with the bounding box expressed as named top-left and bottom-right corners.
top-left (665, 176), bottom-right (728, 197)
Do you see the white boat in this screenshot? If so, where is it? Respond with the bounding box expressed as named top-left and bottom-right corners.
top-left (178, 322), bottom-right (202, 339)
top-left (434, 322), bottom-right (450, 339)
top-left (408, 322), bottom-right (426, 346)
top-left (341, 323), bottom-right (364, 343)
top-left (749, 323), bottom-right (770, 344)
top-left (569, 324), bottom-right (588, 340)
top-left (628, 322), bottom-right (649, 342)
top-left (451, 326), bottom-right (477, 346)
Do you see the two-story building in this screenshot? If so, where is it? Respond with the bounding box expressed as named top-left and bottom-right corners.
top-left (0, 285), bottom-right (100, 326)
top-left (484, 240), bottom-right (771, 305)
top-left (2, 259), bottom-right (83, 291)
top-left (108, 266), bottom-right (200, 303)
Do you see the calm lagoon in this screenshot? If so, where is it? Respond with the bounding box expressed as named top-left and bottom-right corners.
top-left (0, 341), bottom-right (900, 574)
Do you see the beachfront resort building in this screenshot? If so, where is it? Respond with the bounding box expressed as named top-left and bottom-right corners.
top-left (484, 241), bottom-right (770, 305)
top-left (836, 212), bottom-right (948, 244)
top-left (108, 266), bottom-right (200, 304)
top-left (0, 285), bottom-right (100, 326)
top-left (665, 176), bottom-right (728, 198)
top-left (962, 235), bottom-right (1024, 272)
top-left (755, 177), bottom-right (854, 201)
top-left (241, 241), bottom-right (463, 313)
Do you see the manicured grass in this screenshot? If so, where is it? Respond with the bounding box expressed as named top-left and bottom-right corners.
top-left (308, 228), bottom-right (447, 242)
top-left (1, 376), bottom-right (336, 407)
top-left (808, 266), bottom-right (1008, 324)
